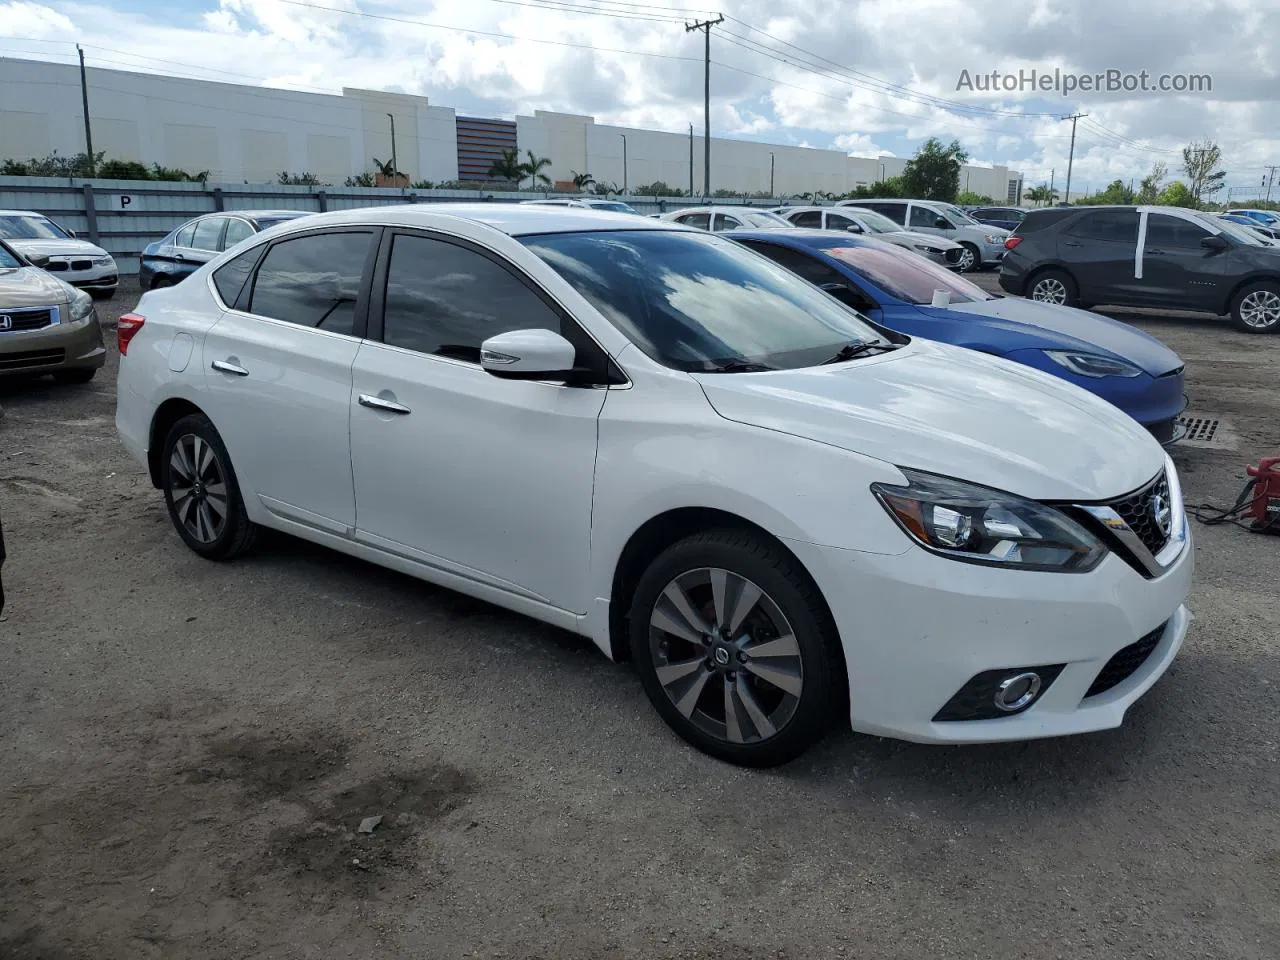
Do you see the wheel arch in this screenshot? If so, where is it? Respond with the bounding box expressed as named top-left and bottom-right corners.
top-left (1220, 272), bottom-right (1280, 316)
top-left (147, 397), bottom-right (207, 487)
top-left (1024, 262), bottom-right (1078, 298)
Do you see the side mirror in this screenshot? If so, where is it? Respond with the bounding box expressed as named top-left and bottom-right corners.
top-left (845, 224), bottom-right (863, 234)
top-left (67, 229), bottom-right (77, 239)
top-left (1201, 234), bottom-right (1229, 251)
top-left (934, 217), bottom-right (950, 229)
top-left (480, 328), bottom-right (579, 381)
top-left (26, 253), bottom-right (52, 269)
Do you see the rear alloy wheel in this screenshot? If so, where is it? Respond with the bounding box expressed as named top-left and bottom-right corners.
top-left (629, 529), bottom-right (841, 767)
top-left (1230, 282), bottom-right (1280, 333)
top-left (955, 243), bottom-right (979, 273)
top-left (1028, 269), bottom-right (1078, 307)
top-left (161, 413), bottom-right (259, 560)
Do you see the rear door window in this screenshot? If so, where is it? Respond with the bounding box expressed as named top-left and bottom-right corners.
top-left (174, 223), bottom-right (197, 248)
top-left (863, 203), bottom-right (906, 225)
top-left (1066, 210), bottom-right (1139, 244)
top-left (790, 210), bottom-right (823, 228)
top-left (247, 230), bottom-right (374, 336)
top-left (676, 213), bottom-right (711, 230)
top-left (715, 213), bottom-right (744, 231)
top-left (825, 213), bottom-right (859, 231)
top-left (221, 218), bottom-right (255, 250)
top-left (191, 217), bottom-right (225, 251)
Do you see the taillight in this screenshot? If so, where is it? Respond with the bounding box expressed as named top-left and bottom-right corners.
top-left (1004, 236), bottom-right (1023, 251)
top-left (117, 313), bottom-right (145, 355)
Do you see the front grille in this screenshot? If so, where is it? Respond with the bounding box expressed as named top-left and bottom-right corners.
top-left (1108, 471), bottom-right (1172, 556)
top-left (0, 306), bottom-right (56, 331)
top-left (944, 248), bottom-right (962, 263)
top-left (1084, 622), bottom-right (1167, 698)
top-left (70, 259), bottom-right (92, 271)
top-left (44, 261), bottom-right (69, 272)
top-left (0, 348), bottom-right (65, 370)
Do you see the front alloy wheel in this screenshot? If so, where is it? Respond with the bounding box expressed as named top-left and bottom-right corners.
top-left (955, 244), bottom-right (978, 272)
top-left (629, 529), bottom-right (841, 767)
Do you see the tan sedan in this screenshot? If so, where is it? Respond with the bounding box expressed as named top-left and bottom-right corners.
top-left (0, 240), bottom-right (106, 384)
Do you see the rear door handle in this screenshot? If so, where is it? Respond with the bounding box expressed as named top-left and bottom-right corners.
top-left (1146, 249), bottom-right (1167, 256)
top-left (1062, 240), bottom-right (1082, 247)
top-left (359, 393), bottom-right (412, 415)
top-left (211, 359), bottom-right (249, 376)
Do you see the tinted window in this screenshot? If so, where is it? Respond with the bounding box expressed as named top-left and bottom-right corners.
top-left (825, 213), bottom-right (859, 232)
top-left (821, 242), bottom-right (993, 305)
top-left (190, 217), bottom-right (224, 251)
top-left (909, 205), bottom-right (941, 229)
top-left (676, 213), bottom-right (711, 230)
top-left (1066, 210), bottom-right (1138, 243)
top-left (863, 203), bottom-right (906, 224)
top-left (1146, 214), bottom-right (1211, 248)
top-left (222, 218), bottom-right (254, 249)
top-left (524, 230), bottom-right (885, 372)
top-left (790, 210), bottom-right (823, 228)
top-left (381, 233), bottom-right (562, 362)
top-left (739, 241), bottom-right (846, 286)
top-left (716, 214), bottom-right (744, 231)
top-left (212, 245), bottom-right (262, 308)
top-left (248, 231), bottom-right (372, 335)
top-left (174, 223), bottom-right (196, 247)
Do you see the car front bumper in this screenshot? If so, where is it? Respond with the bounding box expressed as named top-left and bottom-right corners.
top-left (0, 307), bottom-right (107, 377)
top-left (979, 241), bottom-right (1007, 265)
top-left (785, 525), bottom-right (1193, 744)
top-left (41, 258), bottom-right (118, 292)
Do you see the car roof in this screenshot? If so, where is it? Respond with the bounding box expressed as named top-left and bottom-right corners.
top-left (261, 202), bottom-right (681, 237)
top-left (0, 209), bottom-right (47, 217)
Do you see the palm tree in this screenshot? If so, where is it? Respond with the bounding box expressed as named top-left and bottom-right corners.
top-left (521, 151), bottom-right (553, 189)
top-left (1023, 183), bottom-right (1059, 207)
top-left (487, 148), bottom-right (524, 184)
top-left (594, 180), bottom-right (620, 196)
top-left (571, 170), bottom-right (595, 191)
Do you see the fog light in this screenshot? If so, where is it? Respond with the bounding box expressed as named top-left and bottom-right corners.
top-left (994, 672), bottom-right (1042, 712)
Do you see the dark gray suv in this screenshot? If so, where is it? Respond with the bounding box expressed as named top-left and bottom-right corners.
top-left (1000, 205), bottom-right (1280, 333)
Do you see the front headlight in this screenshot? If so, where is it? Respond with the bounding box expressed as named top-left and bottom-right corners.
top-left (68, 288), bottom-right (94, 323)
top-left (871, 469), bottom-right (1106, 572)
top-left (92, 255), bottom-right (114, 267)
top-left (1045, 350), bottom-right (1142, 378)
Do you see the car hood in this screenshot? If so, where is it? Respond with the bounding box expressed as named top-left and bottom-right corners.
top-left (5, 238), bottom-right (109, 258)
top-left (883, 231), bottom-right (962, 249)
top-left (0, 265), bottom-right (73, 305)
top-left (925, 297), bottom-right (1183, 376)
top-left (693, 340), bottom-right (1164, 501)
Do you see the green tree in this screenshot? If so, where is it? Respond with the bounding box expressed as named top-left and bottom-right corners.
top-left (1136, 163), bottom-right (1167, 204)
top-left (344, 171), bottom-right (375, 187)
top-left (900, 138), bottom-right (969, 201)
top-left (593, 180), bottom-right (621, 196)
top-left (372, 157), bottom-right (403, 178)
top-left (1157, 180), bottom-right (1197, 207)
top-left (1076, 179), bottom-right (1135, 206)
top-left (1023, 183), bottom-right (1059, 206)
top-left (1182, 139), bottom-right (1225, 204)
top-left (520, 151), bottom-right (552, 188)
top-left (955, 190), bottom-right (996, 206)
top-left (571, 170), bottom-right (595, 190)
top-left (98, 159), bottom-right (152, 181)
top-left (635, 181), bottom-right (680, 196)
top-left (487, 147), bottom-right (524, 184)
top-left (278, 171), bottom-right (323, 185)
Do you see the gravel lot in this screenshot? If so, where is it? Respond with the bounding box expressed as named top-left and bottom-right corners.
top-left (2, 275), bottom-right (1277, 959)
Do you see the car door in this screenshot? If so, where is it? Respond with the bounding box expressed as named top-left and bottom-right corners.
top-left (823, 211), bottom-right (863, 234)
top-left (788, 210), bottom-right (823, 229)
top-left (675, 212), bottom-right (711, 230)
top-left (713, 212), bottom-right (744, 231)
top-left (151, 222), bottom-right (198, 279)
top-left (908, 203), bottom-right (950, 238)
top-left (186, 216), bottom-right (227, 274)
top-left (1138, 213), bottom-right (1229, 309)
top-left (1057, 209), bottom-right (1141, 304)
top-left (348, 229), bottom-right (607, 613)
top-left (201, 227), bottom-right (376, 533)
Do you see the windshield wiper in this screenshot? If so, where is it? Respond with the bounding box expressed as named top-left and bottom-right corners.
top-left (821, 341), bottom-right (901, 364)
top-left (700, 359), bottom-right (777, 373)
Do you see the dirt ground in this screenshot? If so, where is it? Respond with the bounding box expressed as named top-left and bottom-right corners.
top-left (1, 276), bottom-right (1277, 959)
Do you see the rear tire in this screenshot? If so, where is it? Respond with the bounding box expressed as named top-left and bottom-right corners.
top-left (1229, 281), bottom-right (1280, 333)
top-left (160, 413), bottom-right (260, 560)
top-left (628, 528), bottom-right (842, 767)
top-left (1027, 268), bottom-right (1079, 307)
top-left (52, 368), bottom-right (97, 385)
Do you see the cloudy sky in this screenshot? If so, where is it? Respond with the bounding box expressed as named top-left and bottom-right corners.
top-left (3, 0), bottom-right (1278, 196)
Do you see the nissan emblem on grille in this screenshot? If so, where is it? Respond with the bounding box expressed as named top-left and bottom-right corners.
top-left (1150, 491), bottom-right (1172, 537)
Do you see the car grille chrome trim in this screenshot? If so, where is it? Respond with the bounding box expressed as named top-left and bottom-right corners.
top-left (1072, 455), bottom-right (1186, 578)
top-left (0, 304), bottom-right (60, 332)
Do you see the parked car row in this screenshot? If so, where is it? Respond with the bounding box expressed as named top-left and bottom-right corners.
top-left (109, 203), bottom-right (1192, 768)
top-left (0, 209), bottom-right (118, 299)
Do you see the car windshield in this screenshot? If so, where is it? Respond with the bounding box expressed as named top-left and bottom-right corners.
top-left (742, 211), bottom-right (792, 227)
top-left (842, 209), bottom-right (902, 234)
top-left (523, 229), bottom-right (886, 372)
top-left (823, 242), bottom-right (995, 304)
top-left (1209, 216), bottom-right (1267, 246)
top-left (938, 204), bottom-right (979, 226)
top-left (0, 244), bottom-right (22, 268)
top-left (0, 215), bottom-right (69, 240)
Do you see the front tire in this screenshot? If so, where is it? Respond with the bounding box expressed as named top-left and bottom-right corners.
top-left (1028, 268), bottom-right (1079, 307)
top-left (160, 413), bottom-right (259, 560)
top-left (1230, 281), bottom-right (1280, 333)
top-left (956, 243), bottom-right (980, 273)
top-left (628, 529), bottom-right (842, 767)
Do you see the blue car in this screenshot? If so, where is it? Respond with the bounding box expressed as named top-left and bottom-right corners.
top-left (139, 209), bottom-right (311, 289)
top-left (729, 229), bottom-right (1187, 444)
top-left (1226, 209), bottom-right (1280, 229)
top-left (1219, 213), bottom-right (1280, 241)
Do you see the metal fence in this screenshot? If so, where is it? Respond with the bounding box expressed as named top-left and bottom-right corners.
top-left (0, 177), bottom-right (787, 275)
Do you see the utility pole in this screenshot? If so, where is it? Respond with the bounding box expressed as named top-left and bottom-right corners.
top-left (685, 15), bottom-right (723, 199)
top-left (688, 124), bottom-right (694, 197)
top-left (1062, 113), bottom-right (1086, 204)
top-left (77, 45), bottom-right (95, 177)
top-left (1265, 165), bottom-right (1278, 205)
top-left (386, 113), bottom-right (398, 184)
top-left (769, 152), bottom-right (775, 197)
top-left (1049, 168), bottom-right (1055, 205)
top-left (620, 134), bottom-right (628, 194)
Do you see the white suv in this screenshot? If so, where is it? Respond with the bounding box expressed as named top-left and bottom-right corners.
top-left (116, 204), bottom-right (1192, 767)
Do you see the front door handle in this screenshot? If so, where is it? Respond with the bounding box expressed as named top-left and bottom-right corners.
top-left (1062, 240), bottom-right (1082, 247)
top-left (358, 393), bottom-right (412, 415)
top-left (211, 359), bottom-right (249, 376)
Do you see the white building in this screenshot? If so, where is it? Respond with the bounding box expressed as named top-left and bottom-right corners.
top-left (0, 57), bottom-right (1021, 200)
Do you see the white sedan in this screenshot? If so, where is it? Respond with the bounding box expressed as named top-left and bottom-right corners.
top-left (116, 204), bottom-right (1192, 767)
top-left (0, 209), bottom-right (119, 299)
top-left (660, 206), bottom-right (793, 231)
